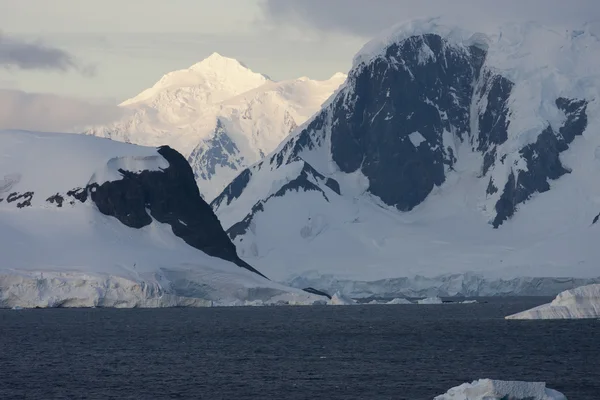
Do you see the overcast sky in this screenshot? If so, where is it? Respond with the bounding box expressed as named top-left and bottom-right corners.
top-left (0, 0), bottom-right (598, 130)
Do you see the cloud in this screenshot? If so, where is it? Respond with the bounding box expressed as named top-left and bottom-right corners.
top-left (0, 89), bottom-right (126, 132)
top-left (0, 32), bottom-right (94, 75)
top-left (261, 0), bottom-right (600, 37)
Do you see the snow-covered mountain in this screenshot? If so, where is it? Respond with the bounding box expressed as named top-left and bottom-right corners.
top-left (211, 19), bottom-right (600, 295)
top-left (84, 53), bottom-right (346, 200)
top-left (0, 130), bottom-right (326, 308)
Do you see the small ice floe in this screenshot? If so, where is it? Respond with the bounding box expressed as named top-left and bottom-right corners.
top-left (434, 379), bottom-right (566, 400)
top-left (417, 296), bottom-right (443, 304)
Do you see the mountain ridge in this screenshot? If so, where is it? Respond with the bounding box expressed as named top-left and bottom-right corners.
top-left (211, 19), bottom-right (600, 286)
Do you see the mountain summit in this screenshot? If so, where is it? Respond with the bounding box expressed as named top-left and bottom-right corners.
top-left (84, 53), bottom-right (346, 200)
top-left (121, 52), bottom-right (269, 107)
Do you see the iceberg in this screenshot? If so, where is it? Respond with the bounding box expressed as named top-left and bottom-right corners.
top-left (435, 379), bottom-right (566, 400)
top-left (386, 298), bottom-right (413, 305)
top-left (417, 297), bottom-right (443, 304)
top-left (327, 292), bottom-right (356, 305)
top-left (506, 284), bottom-right (600, 320)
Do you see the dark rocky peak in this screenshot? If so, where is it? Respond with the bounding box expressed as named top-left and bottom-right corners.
top-left (330, 33), bottom-right (486, 211)
top-left (187, 118), bottom-right (242, 182)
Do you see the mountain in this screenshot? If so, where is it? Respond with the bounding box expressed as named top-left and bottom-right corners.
top-left (0, 130), bottom-right (325, 308)
top-left (211, 19), bottom-right (600, 295)
top-left (84, 53), bottom-right (346, 200)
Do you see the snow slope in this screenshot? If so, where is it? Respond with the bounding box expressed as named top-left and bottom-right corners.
top-left (0, 130), bottom-right (325, 308)
top-left (211, 19), bottom-right (600, 294)
top-left (506, 284), bottom-right (600, 319)
top-left (84, 53), bottom-right (346, 200)
top-left (435, 379), bottom-right (566, 400)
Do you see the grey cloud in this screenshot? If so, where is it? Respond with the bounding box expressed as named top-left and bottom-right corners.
top-left (261, 0), bottom-right (600, 37)
top-left (0, 89), bottom-right (126, 132)
top-left (0, 32), bottom-right (94, 75)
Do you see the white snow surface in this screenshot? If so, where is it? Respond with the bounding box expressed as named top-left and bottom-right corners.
top-left (506, 284), bottom-right (600, 320)
top-left (0, 130), bottom-right (325, 308)
top-left (0, 130), bottom-right (169, 200)
top-left (408, 131), bottom-right (426, 147)
top-left (435, 379), bottom-right (566, 400)
top-left (213, 20), bottom-right (600, 290)
top-left (84, 53), bottom-right (346, 200)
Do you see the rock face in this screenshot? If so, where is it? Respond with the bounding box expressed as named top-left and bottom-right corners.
top-left (330, 34), bottom-right (485, 211)
top-left (88, 146), bottom-right (265, 277)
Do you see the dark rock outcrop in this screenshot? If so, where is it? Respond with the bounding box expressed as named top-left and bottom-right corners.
top-left (7, 191), bottom-right (33, 208)
top-left (46, 194), bottom-right (64, 207)
top-left (225, 159), bottom-right (340, 240)
top-left (493, 98), bottom-right (588, 227)
top-left (211, 168), bottom-right (252, 210)
top-left (87, 146), bottom-right (265, 278)
top-left (302, 287), bottom-right (332, 299)
top-left (330, 35), bottom-right (486, 211)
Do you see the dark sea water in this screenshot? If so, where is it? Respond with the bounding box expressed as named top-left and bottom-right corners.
top-left (0, 298), bottom-right (599, 400)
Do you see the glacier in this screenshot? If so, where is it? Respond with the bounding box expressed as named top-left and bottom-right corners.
top-left (506, 284), bottom-right (600, 319)
top-left (284, 272), bottom-right (600, 298)
top-left (0, 130), bottom-right (326, 308)
top-left (435, 379), bottom-right (566, 400)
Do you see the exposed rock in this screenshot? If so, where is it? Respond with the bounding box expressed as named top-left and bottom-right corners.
top-left (302, 287), bottom-right (332, 299)
top-left (86, 145), bottom-right (265, 278)
top-left (46, 194), bottom-right (64, 207)
top-left (330, 35), bottom-right (486, 211)
top-left (7, 191), bottom-right (34, 208)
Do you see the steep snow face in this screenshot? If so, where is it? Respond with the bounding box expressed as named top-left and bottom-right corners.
top-left (84, 53), bottom-right (346, 200)
top-left (506, 284), bottom-right (600, 319)
top-left (435, 379), bottom-right (566, 400)
top-left (0, 130), bottom-right (326, 308)
top-left (212, 20), bottom-right (600, 285)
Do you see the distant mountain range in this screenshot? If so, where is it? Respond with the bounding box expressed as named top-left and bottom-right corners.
top-left (85, 53), bottom-right (346, 200)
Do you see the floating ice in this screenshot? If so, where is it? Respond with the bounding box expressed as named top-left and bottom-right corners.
top-left (417, 297), bottom-right (443, 304)
top-left (506, 284), bottom-right (600, 320)
top-left (435, 379), bottom-right (566, 400)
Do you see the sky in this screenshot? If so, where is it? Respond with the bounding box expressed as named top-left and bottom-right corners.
top-left (0, 0), bottom-right (598, 130)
